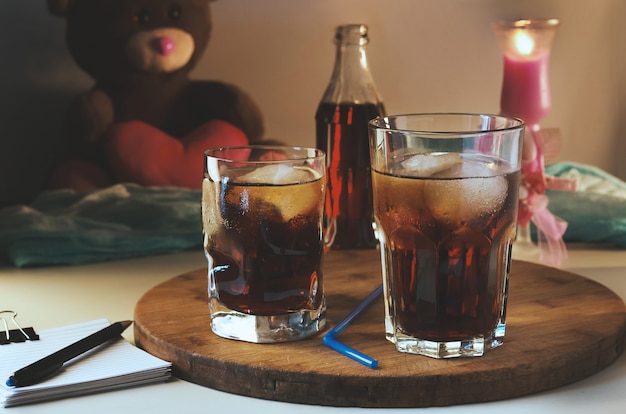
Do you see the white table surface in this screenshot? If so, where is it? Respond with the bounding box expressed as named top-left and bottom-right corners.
top-left (2, 243), bottom-right (625, 413)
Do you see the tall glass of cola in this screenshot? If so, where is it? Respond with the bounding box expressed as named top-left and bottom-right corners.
top-left (369, 114), bottom-right (524, 358)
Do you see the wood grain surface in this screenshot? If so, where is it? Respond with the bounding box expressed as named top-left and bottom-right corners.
top-left (134, 250), bottom-right (626, 407)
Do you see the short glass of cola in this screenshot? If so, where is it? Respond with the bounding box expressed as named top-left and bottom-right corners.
top-left (202, 146), bottom-right (326, 343)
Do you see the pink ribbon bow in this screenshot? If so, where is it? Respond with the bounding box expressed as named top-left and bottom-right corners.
top-left (518, 128), bottom-right (572, 266)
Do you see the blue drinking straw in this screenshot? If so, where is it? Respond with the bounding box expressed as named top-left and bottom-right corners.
top-left (322, 284), bottom-right (383, 369)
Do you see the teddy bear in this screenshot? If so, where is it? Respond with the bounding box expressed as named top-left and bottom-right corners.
top-left (47, 0), bottom-right (265, 191)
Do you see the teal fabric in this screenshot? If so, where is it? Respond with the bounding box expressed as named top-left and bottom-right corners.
top-left (0, 184), bottom-right (203, 267)
top-left (2, 163), bottom-right (624, 267)
top-left (541, 162), bottom-right (626, 247)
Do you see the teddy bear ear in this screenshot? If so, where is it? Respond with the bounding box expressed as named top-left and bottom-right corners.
top-left (47, 0), bottom-right (76, 17)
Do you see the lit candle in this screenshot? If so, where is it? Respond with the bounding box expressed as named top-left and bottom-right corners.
top-left (493, 19), bottom-right (559, 128)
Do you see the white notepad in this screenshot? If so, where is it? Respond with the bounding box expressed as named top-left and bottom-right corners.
top-left (0, 318), bottom-right (171, 407)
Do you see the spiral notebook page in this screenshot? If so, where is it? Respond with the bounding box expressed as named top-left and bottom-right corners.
top-left (0, 318), bottom-right (171, 407)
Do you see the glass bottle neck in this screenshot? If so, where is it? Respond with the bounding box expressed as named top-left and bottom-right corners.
top-left (320, 26), bottom-right (382, 105)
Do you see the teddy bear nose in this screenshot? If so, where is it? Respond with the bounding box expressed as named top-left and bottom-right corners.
top-left (152, 36), bottom-right (176, 56)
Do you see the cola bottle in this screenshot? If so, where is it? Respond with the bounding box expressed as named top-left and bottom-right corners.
top-left (315, 24), bottom-right (386, 250)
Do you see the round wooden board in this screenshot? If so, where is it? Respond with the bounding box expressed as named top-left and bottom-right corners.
top-left (134, 250), bottom-right (626, 407)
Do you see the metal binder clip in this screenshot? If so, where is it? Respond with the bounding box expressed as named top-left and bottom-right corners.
top-left (0, 310), bottom-right (39, 345)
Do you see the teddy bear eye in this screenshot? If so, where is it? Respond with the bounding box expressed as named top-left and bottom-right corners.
top-left (133, 9), bottom-right (152, 24)
top-left (167, 5), bottom-right (182, 20)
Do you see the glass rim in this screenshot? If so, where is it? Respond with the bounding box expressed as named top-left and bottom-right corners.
top-left (204, 145), bottom-right (325, 164)
top-left (492, 18), bottom-right (560, 31)
top-left (369, 112), bottom-right (525, 136)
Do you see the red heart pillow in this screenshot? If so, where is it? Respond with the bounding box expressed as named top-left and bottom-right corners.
top-left (105, 119), bottom-right (248, 189)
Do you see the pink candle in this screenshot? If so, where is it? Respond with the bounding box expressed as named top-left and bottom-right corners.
top-left (500, 52), bottom-right (551, 126)
top-left (493, 19), bottom-right (559, 127)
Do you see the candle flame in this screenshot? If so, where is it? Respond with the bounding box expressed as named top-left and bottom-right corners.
top-left (514, 30), bottom-right (535, 55)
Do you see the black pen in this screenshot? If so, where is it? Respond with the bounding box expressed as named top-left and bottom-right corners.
top-left (5, 320), bottom-right (133, 387)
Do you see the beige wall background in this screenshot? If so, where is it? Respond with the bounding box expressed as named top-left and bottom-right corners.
top-left (1, 0), bottom-right (625, 206)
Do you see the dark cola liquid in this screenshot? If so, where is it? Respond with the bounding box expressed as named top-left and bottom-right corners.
top-left (315, 102), bottom-right (385, 249)
top-left (373, 155), bottom-right (520, 341)
top-left (205, 176), bottom-right (325, 316)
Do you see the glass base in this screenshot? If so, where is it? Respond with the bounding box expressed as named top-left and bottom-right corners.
top-left (209, 298), bottom-right (326, 343)
top-left (393, 322), bottom-right (506, 358)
